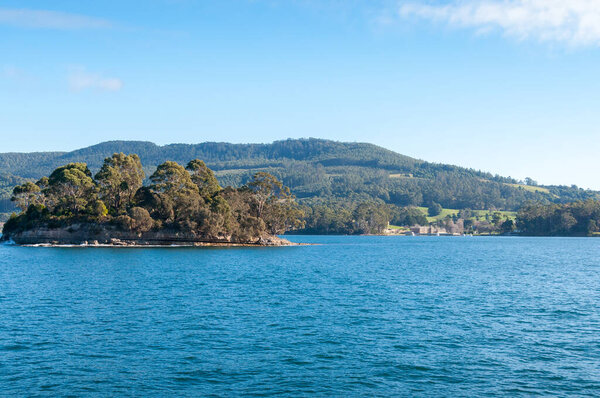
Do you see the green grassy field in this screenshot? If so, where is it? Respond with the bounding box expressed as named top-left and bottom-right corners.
top-left (387, 224), bottom-right (409, 230)
top-left (505, 183), bottom-right (550, 194)
top-left (416, 207), bottom-right (516, 223)
top-left (416, 207), bottom-right (458, 222)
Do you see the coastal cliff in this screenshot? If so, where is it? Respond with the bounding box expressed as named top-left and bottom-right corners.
top-left (1, 223), bottom-right (292, 246)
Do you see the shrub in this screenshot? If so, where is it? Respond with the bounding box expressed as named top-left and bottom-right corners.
top-left (428, 202), bottom-right (443, 217)
top-left (87, 200), bottom-right (108, 219)
top-left (129, 207), bottom-right (153, 232)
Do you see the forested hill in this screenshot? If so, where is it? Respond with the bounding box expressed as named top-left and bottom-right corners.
top-left (0, 140), bottom-right (418, 178)
top-left (1, 138), bottom-right (598, 216)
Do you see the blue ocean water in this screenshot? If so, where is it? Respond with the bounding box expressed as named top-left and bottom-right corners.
top-left (0, 236), bottom-right (599, 396)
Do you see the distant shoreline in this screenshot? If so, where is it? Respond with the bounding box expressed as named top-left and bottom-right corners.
top-left (13, 241), bottom-right (308, 248)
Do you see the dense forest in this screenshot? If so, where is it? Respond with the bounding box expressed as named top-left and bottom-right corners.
top-left (517, 201), bottom-right (600, 236)
top-left (0, 173), bottom-right (27, 215)
top-left (1, 139), bottom-right (597, 214)
top-left (1, 139), bottom-right (599, 235)
top-left (4, 153), bottom-right (600, 237)
top-left (2, 154), bottom-right (304, 243)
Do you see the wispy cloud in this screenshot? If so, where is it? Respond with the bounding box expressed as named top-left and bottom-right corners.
top-left (1, 65), bottom-right (35, 84)
top-left (0, 8), bottom-right (111, 29)
top-left (68, 67), bottom-right (123, 92)
top-left (399, 0), bottom-right (600, 46)
top-left (2, 65), bottom-right (23, 79)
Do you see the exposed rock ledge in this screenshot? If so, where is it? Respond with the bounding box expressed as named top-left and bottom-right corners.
top-left (1, 224), bottom-right (295, 247)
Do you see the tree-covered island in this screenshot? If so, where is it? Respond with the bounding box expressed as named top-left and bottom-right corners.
top-left (3, 144), bottom-right (600, 241)
top-left (1, 153), bottom-right (304, 246)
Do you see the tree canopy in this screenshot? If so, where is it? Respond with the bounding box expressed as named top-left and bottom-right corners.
top-left (1, 138), bottom-right (597, 225)
top-left (95, 153), bottom-right (144, 215)
top-left (3, 154), bottom-right (304, 242)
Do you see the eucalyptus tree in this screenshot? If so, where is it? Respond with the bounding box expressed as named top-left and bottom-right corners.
top-left (186, 159), bottom-right (221, 200)
top-left (46, 163), bottom-right (97, 215)
top-left (221, 186), bottom-right (265, 241)
top-left (352, 202), bottom-right (391, 234)
top-left (3, 155), bottom-right (304, 240)
top-left (150, 161), bottom-right (199, 197)
top-left (11, 182), bottom-right (42, 211)
top-left (95, 153), bottom-right (145, 214)
top-left (247, 172), bottom-right (303, 234)
top-left (247, 172), bottom-right (289, 219)
top-left (36, 177), bottom-right (49, 189)
top-left (150, 161), bottom-right (203, 230)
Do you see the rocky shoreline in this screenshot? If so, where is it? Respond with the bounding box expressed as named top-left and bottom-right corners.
top-left (1, 224), bottom-right (297, 247)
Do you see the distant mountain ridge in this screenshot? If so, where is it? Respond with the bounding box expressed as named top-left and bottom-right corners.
top-left (0, 139), bottom-right (419, 178)
top-left (1, 138), bottom-right (598, 217)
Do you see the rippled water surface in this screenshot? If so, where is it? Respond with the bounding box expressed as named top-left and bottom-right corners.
top-left (1, 236), bottom-right (599, 396)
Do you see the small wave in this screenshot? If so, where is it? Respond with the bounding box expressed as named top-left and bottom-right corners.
top-left (1, 344), bottom-right (29, 351)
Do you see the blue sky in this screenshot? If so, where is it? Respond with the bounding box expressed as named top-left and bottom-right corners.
top-left (1, 0), bottom-right (599, 189)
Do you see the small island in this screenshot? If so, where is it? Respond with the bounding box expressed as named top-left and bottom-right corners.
top-left (1, 153), bottom-right (304, 246)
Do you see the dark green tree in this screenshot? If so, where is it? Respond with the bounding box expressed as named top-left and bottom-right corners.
top-left (391, 206), bottom-right (428, 226)
top-left (247, 172), bottom-right (303, 234)
top-left (87, 200), bottom-right (109, 219)
top-left (46, 163), bottom-right (96, 215)
top-left (247, 172), bottom-right (288, 219)
top-left (501, 219), bottom-right (515, 234)
top-left (95, 153), bottom-right (145, 214)
top-left (149, 161), bottom-right (204, 230)
top-left (186, 159), bottom-right (221, 200)
top-left (428, 202), bottom-right (443, 217)
top-left (11, 182), bottom-right (42, 211)
top-left (353, 203), bottom-right (391, 234)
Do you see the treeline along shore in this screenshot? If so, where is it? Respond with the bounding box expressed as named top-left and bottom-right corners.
top-left (1, 154), bottom-right (304, 246)
top-left (2, 151), bottom-right (600, 244)
top-left (295, 200), bottom-right (600, 237)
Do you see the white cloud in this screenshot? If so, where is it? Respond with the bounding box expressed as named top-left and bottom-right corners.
top-left (399, 0), bottom-right (600, 46)
top-left (68, 68), bottom-right (123, 92)
top-left (0, 8), bottom-right (110, 29)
